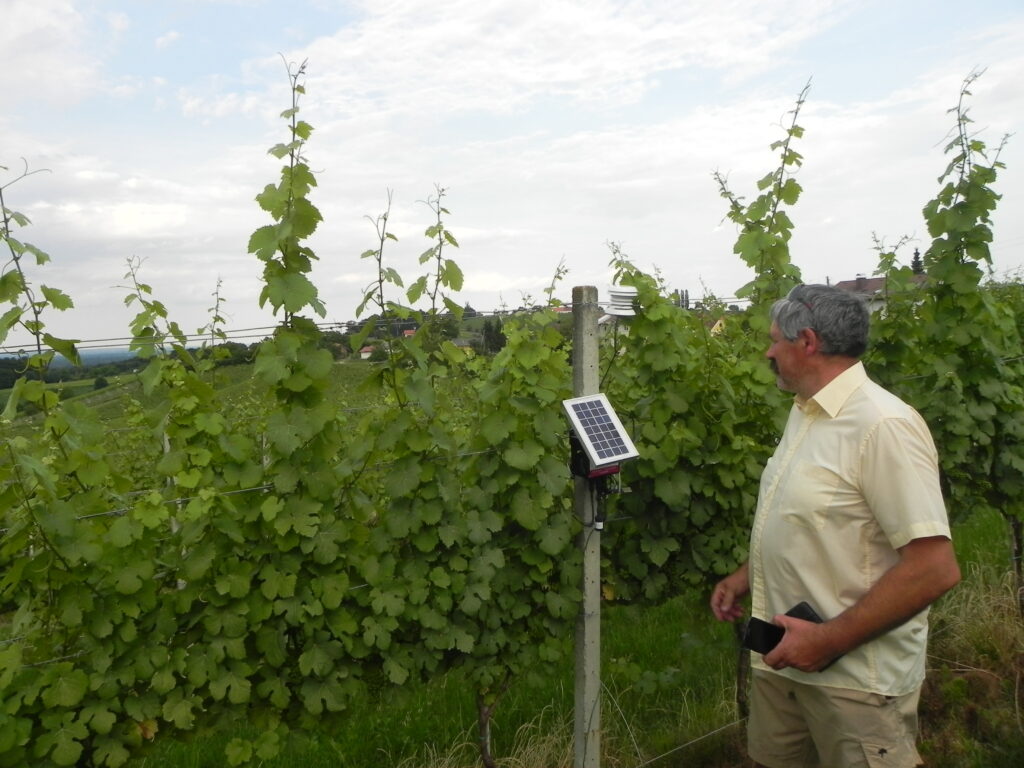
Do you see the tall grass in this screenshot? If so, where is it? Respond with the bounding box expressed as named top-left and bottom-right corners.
top-left (918, 506), bottom-right (1024, 768)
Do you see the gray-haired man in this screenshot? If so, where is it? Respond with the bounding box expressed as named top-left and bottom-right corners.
top-left (710, 284), bottom-right (960, 768)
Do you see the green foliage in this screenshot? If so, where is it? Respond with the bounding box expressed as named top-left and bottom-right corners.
top-left (714, 81), bottom-right (808, 332)
top-left (249, 61), bottom-right (325, 323)
top-left (1, 162), bottom-right (80, 386)
top-left (414, 185), bottom-right (464, 317)
top-left (0, 64), bottom-right (578, 768)
top-left (867, 73), bottom-right (1023, 571)
top-left (601, 245), bottom-right (787, 601)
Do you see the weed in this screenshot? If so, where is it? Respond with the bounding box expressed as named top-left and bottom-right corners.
top-left (920, 563), bottom-right (1024, 767)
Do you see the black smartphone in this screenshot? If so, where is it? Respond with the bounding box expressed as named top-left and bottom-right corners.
top-left (742, 616), bottom-right (784, 654)
top-left (741, 601), bottom-right (825, 654)
top-left (786, 600), bottom-right (824, 624)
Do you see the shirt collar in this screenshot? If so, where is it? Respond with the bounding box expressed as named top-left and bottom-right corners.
top-left (795, 361), bottom-right (867, 418)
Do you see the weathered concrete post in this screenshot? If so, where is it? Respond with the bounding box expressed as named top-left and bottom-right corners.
top-left (572, 285), bottom-right (601, 768)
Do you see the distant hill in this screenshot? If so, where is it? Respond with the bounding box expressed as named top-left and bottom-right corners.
top-left (1, 348), bottom-right (138, 367)
top-left (50, 349), bottom-right (138, 368)
top-left (1, 348), bottom-right (141, 390)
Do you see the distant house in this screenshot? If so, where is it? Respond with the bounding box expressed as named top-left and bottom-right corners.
top-left (834, 273), bottom-right (925, 313)
top-left (358, 345), bottom-right (376, 360)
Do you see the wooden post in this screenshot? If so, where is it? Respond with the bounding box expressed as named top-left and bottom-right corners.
top-left (572, 285), bottom-right (601, 768)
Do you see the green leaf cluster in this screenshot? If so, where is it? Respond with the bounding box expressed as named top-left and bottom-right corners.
top-left (867, 73), bottom-right (1023, 559)
top-left (600, 252), bottom-right (784, 601)
top-left (713, 83), bottom-right (809, 334)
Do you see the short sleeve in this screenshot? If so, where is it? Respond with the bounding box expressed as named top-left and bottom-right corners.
top-left (859, 414), bottom-right (951, 550)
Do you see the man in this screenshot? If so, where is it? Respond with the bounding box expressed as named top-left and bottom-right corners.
top-left (710, 284), bottom-right (960, 768)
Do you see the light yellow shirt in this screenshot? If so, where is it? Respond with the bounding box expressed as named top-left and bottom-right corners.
top-left (749, 361), bottom-right (950, 695)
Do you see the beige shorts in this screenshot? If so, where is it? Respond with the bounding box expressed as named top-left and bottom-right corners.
top-left (748, 670), bottom-right (923, 768)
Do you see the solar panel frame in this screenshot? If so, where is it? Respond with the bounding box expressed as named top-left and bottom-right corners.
top-left (562, 393), bottom-right (640, 468)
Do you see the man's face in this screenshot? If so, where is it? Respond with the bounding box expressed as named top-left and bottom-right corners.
top-left (766, 321), bottom-right (803, 392)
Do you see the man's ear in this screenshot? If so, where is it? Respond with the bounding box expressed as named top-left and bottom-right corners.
top-left (798, 328), bottom-right (821, 356)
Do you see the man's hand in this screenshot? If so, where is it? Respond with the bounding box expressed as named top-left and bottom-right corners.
top-left (762, 615), bottom-right (836, 672)
top-left (710, 562), bottom-right (750, 622)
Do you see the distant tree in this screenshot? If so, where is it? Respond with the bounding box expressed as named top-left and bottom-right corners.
top-left (319, 330), bottom-right (349, 360)
top-left (93, 376), bottom-right (109, 390)
top-left (42, 355), bottom-right (139, 384)
top-left (668, 289), bottom-right (690, 309)
top-left (481, 318), bottom-right (506, 354)
top-left (463, 303), bottom-right (479, 318)
top-left (911, 248), bottom-right (924, 275)
top-left (412, 314), bottom-right (460, 354)
top-left (438, 314), bottom-right (460, 340)
top-left (208, 341), bottom-right (251, 366)
top-left (0, 357), bottom-right (25, 389)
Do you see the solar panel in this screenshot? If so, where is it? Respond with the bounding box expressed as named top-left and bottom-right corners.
top-left (562, 393), bottom-right (639, 469)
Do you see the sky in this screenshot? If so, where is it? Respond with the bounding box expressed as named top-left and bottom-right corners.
top-left (2, 0), bottom-right (1023, 350)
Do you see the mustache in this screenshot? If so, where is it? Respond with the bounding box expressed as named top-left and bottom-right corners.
top-left (770, 359), bottom-right (779, 374)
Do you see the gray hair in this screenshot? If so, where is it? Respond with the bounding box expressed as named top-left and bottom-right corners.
top-left (770, 284), bottom-right (869, 357)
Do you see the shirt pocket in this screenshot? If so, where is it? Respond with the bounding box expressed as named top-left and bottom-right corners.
top-left (779, 461), bottom-right (841, 531)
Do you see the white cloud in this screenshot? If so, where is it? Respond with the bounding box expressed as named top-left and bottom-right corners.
top-left (156, 30), bottom-right (181, 49)
top-left (149, 0), bottom-right (851, 135)
top-left (291, 0), bottom-right (855, 120)
top-left (177, 83), bottom-right (271, 120)
top-left (107, 11), bottom-right (130, 34)
top-left (0, 0), bottom-right (99, 103)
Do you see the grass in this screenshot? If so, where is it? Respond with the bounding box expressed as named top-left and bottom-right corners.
top-left (921, 564), bottom-right (1024, 767)
top-left (917, 506), bottom-right (1024, 768)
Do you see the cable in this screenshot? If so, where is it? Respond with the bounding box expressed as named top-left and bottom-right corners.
top-left (0, 311), bottom-right (527, 354)
top-left (0, 298), bottom-right (691, 355)
top-left (602, 680), bottom-right (643, 762)
top-left (632, 717), bottom-right (746, 768)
